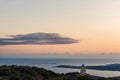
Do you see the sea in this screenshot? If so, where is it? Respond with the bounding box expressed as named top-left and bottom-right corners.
top-left (0, 58), bottom-right (120, 77)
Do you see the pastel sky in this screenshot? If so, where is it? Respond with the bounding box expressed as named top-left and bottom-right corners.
top-left (0, 0), bottom-right (120, 57)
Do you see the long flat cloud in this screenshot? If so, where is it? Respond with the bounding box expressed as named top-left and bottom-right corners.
top-left (0, 32), bottom-right (79, 45)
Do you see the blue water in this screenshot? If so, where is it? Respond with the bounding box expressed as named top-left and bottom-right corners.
top-left (0, 58), bottom-right (120, 77)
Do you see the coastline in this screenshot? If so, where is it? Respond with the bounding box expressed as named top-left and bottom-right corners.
top-left (0, 58), bottom-right (120, 77)
top-left (56, 64), bottom-right (120, 71)
top-left (0, 65), bottom-right (120, 80)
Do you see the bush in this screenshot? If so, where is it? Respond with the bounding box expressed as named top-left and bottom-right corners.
top-left (9, 75), bottom-right (21, 80)
top-left (23, 75), bottom-right (34, 80)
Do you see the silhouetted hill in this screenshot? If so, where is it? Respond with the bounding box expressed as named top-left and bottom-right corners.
top-left (0, 65), bottom-right (59, 80)
top-left (0, 65), bottom-right (120, 80)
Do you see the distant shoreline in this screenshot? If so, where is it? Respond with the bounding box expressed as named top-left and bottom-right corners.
top-left (55, 64), bottom-right (120, 71)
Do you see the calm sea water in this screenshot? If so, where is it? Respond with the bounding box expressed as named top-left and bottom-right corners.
top-left (0, 58), bottom-right (120, 77)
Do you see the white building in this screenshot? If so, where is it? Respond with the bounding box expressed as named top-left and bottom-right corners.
top-left (80, 64), bottom-right (86, 76)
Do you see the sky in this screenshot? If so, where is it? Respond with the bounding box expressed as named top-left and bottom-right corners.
top-left (0, 0), bottom-right (120, 58)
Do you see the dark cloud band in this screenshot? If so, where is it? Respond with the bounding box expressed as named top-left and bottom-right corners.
top-left (0, 32), bottom-right (79, 45)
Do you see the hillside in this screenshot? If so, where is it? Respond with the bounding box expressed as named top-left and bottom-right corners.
top-left (0, 65), bottom-right (120, 80)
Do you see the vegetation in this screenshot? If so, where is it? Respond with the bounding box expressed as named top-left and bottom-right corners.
top-left (0, 65), bottom-right (59, 80)
top-left (0, 65), bottom-right (120, 80)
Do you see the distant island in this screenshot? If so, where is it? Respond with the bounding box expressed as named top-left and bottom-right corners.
top-left (56, 64), bottom-right (120, 71)
top-left (0, 65), bottom-right (120, 80)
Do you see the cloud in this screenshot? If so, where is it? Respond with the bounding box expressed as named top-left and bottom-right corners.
top-left (0, 32), bottom-right (79, 45)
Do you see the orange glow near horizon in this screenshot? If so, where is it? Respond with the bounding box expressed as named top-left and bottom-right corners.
top-left (0, 38), bottom-right (120, 54)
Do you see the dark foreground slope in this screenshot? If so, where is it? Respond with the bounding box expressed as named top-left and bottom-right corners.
top-left (0, 65), bottom-right (59, 80)
top-left (0, 65), bottom-right (120, 80)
